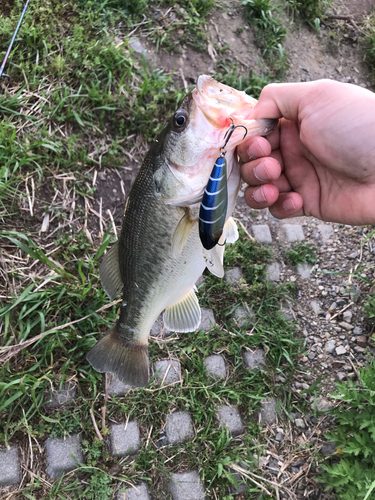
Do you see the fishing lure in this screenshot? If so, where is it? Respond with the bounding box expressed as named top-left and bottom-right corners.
top-left (0, 0), bottom-right (30, 79)
top-left (199, 119), bottom-right (247, 250)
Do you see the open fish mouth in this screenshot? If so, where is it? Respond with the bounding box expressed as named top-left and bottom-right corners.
top-left (192, 75), bottom-right (277, 148)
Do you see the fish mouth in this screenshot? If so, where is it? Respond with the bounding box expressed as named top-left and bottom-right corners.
top-left (192, 75), bottom-right (276, 149)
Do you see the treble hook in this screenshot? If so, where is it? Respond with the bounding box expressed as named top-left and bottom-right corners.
top-left (220, 117), bottom-right (248, 156)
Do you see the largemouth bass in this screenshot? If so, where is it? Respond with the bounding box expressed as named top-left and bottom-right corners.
top-left (86, 76), bottom-right (277, 387)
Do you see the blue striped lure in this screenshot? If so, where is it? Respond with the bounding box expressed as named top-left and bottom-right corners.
top-left (199, 154), bottom-right (228, 250)
top-left (199, 120), bottom-right (248, 250)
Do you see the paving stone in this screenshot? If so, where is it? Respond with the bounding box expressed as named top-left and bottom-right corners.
top-left (153, 359), bottom-right (181, 385)
top-left (229, 463), bottom-right (249, 495)
top-left (317, 224), bottom-right (333, 241)
top-left (0, 447), bottom-right (20, 487)
top-left (110, 421), bottom-right (140, 457)
top-left (243, 348), bottom-right (265, 371)
top-left (151, 314), bottom-right (172, 337)
top-left (117, 482), bottom-right (150, 500)
top-left (45, 434), bottom-right (84, 478)
top-left (260, 397), bottom-right (277, 426)
top-left (169, 471), bottom-right (205, 500)
top-left (224, 267), bottom-right (243, 284)
top-left (45, 381), bottom-right (76, 408)
top-left (109, 374), bottom-right (132, 396)
top-left (199, 308), bottom-right (216, 331)
top-left (233, 305), bottom-right (255, 328)
top-left (266, 262), bottom-right (280, 281)
top-left (165, 411), bottom-right (194, 445)
top-left (252, 224), bottom-right (272, 244)
top-left (204, 354), bottom-right (227, 380)
top-left (217, 405), bottom-right (244, 436)
top-left (195, 275), bottom-right (205, 287)
top-left (283, 224), bottom-right (305, 242)
top-left (297, 263), bottom-right (311, 279)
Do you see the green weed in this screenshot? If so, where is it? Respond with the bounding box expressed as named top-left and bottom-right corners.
top-left (319, 361), bottom-right (375, 500)
top-left (284, 242), bottom-right (317, 266)
top-left (241, 0), bottom-right (288, 76)
top-left (287, 0), bottom-right (332, 31)
top-left (364, 14), bottom-right (375, 84)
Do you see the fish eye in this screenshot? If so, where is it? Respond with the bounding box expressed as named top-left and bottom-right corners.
top-left (173, 110), bottom-right (188, 129)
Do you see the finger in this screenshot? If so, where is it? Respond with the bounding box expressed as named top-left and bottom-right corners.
top-left (250, 81), bottom-right (318, 121)
top-left (273, 173), bottom-right (292, 193)
top-left (269, 192), bottom-right (304, 219)
top-left (241, 157), bottom-right (281, 186)
top-left (238, 136), bottom-right (272, 163)
top-left (244, 184), bottom-right (280, 209)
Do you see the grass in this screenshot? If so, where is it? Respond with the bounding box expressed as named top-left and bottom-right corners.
top-left (284, 242), bottom-right (318, 266)
top-left (286, 0), bottom-right (332, 31)
top-left (365, 14), bottom-right (375, 84)
top-left (318, 361), bottom-right (375, 500)
top-left (241, 0), bottom-right (288, 76)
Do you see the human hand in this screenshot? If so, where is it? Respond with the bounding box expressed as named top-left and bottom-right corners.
top-left (239, 79), bottom-right (375, 225)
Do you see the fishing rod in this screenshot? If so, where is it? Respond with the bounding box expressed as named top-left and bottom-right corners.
top-left (0, 0), bottom-right (30, 79)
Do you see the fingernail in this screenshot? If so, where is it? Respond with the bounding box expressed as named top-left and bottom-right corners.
top-left (283, 198), bottom-right (296, 211)
top-left (253, 162), bottom-right (271, 182)
top-left (247, 140), bottom-right (265, 160)
top-left (253, 186), bottom-right (267, 203)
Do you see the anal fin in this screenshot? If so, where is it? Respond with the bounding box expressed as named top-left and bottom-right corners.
top-left (163, 288), bottom-right (201, 332)
top-left (99, 240), bottom-right (123, 300)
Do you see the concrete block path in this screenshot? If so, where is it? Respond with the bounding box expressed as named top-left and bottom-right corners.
top-left (117, 482), bottom-right (150, 499)
top-left (169, 471), bottom-right (205, 500)
top-left (45, 434), bottom-right (84, 478)
top-left (205, 354), bottom-right (227, 380)
top-left (110, 421), bottom-right (140, 457)
top-left (217, 405), bottom-right (244, 436)
top-left (0, 447), bottom-right (20, 487)
top-left (165, 412), bottom-right (194, 445)
top-left (153, 359), bottom-right (182, 385)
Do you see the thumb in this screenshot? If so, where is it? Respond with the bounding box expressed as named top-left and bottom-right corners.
top-left (250, 81), bottom-right (319, 121)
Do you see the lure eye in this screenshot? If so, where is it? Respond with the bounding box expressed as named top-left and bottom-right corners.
top-left (173, 110), bottom-right (188, 130)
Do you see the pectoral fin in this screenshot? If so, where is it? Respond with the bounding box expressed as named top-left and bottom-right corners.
top-left (171, 210), bottom-right (196, 256)
top-left (223, 217), bottom-right (239, 243)
top-left (99, 240), bottom-right (123, 300)
top-left (163, 288), bottom-right (201, 332)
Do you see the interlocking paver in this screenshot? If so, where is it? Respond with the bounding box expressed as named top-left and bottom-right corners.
top-left (217, 405), bottom-right (244, 436)
top-left (266, 262), bottom-right (280, 281)
top-left (317, 224), bottom-right (333, 241)
top-left (205, 355), bottom-right (227, 380)
top-left (252, 224), bottom-right (272, 244)
top-left (117, 482), bottom-right (150, 500)
top-left (0, 447), bottom-right (20, 487)
top-left (243, 348), bottom-right (265, 371)
top-left (233, 305), bottom-right (255, 328)
top-left (199, 308), bottom-right (216, 331)
top-left (109, 375), bottom-right (132, 396)
top-left (45, 381), bottom-right (76, 408)
top-left (224, 267), bottom-right (243, 284)
top-left (45, 434), bottom-right (84, 478)
top-left (110, 421), bottom-right (140, 457)
top-left (151, 314), bottom-right (172, 337)
top-left (153, 359), bottom-right (181, 385)
top-left (169, 471), bottom-right (205, 500)
top-left (165, 411), bottom-right (194, 445)
top-left (229, 463), bottom-right (249, 495)
top-left (260, 398), bottom-right (277, 425)
top-left (297, 263), bottom-right (311, 279)
top-left (283, 224), bottom-right (305, 242)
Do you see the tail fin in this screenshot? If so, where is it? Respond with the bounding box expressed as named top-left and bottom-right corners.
top-left (86, 323), bottom-right (149, 387)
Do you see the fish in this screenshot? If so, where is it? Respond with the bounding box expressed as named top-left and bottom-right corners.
top-left (86, 75), bottom-right (277, 387)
